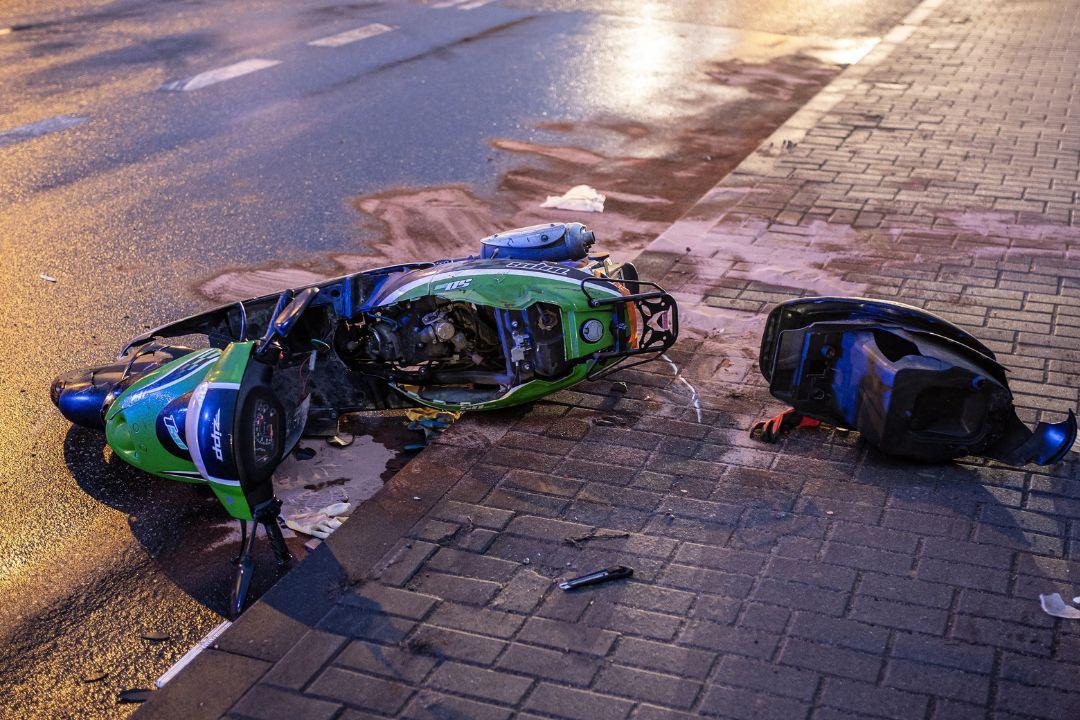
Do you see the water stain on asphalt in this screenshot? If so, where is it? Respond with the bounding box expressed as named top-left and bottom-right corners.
top-left (706, 56), bottom-right (834, 101)
top-left (200, 48), bottom-right (850, 300)
top-left (200, 266), bottom-right (328, 304)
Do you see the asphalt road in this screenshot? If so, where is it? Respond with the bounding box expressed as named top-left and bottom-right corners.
top-left (0, 0), bottom-right (918, 717)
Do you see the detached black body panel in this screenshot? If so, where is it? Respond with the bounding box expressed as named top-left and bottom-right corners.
top-left (758, 297), bottom-right (1076, 466)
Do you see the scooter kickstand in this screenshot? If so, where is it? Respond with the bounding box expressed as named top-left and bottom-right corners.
top-left (227, 498), bottom-right (293, 619)
top-left (228, 519), bottom-right (258, 619)
top-left (258, 498), bottom-right (293, 568)
top-left (232, 520), bottom-right (248, 565)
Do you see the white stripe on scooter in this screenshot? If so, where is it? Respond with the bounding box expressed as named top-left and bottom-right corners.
top-left (203, 382), bottom-right (241, 390)
top-left (377, 268), bottom-right (624, 306)
top-left (162, 59), bottom-right (280, 92)
top-left (308, 23), bottom-right (395, 47)
top-left (186, 381), bottom-right (244, 487)
top-left (123, 349), bottom-right (221, 403)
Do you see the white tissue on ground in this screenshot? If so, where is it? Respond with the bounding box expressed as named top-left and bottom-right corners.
top-left (540, 185), bottom-right (606, 213)
top-left (1039, 592), bottom-right (1080, 619)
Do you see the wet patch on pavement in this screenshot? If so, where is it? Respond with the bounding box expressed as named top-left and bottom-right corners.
top-left (198, 42), bottom-right (870, 300)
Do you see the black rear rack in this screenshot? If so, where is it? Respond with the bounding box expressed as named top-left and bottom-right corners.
top-left (580, 277), bottom-right (679, 380)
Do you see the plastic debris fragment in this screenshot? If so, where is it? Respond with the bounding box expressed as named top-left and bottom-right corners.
top-left (284, 502), bottom-right (353, 539)
top-left (540, 185), bottom-right (606, 213)
top-left (755, 297), bottom-right (1077, 465)
top-left (319, 502), bottom-right (352, 517)
top-left (293, 446), bottom-right (316, 460)
top-left (1039, 593), bottom-right (1080, 619)
top-left (403, 407), bottom-right (461, 449)
top-left (751, 408), bottom-right (821, 443)
top-left (327, 434), bottom-right (354, 448)
top-left (564, 530), bottom-right (630, 547)
top-left (40, 274), bottom-right (57, 282)
top-left (286, 514), bottom-right (342, 538)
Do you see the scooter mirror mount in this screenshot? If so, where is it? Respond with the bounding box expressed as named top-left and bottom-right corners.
top-left (256, 287), bottom-right (319, 358)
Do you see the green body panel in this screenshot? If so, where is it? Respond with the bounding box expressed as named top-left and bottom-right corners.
top-left (105, 348), bottom-right (220, 483)
top-left (104, 343), bottom-right (259, 521)
top-left (205, 341), bottom-right (255, 384)
top-left (199, 342), bottom-right (257, 521)
top-left (389, 267), bottom-right (622, 410)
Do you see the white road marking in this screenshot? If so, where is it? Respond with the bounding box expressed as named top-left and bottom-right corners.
top-left (162, 59), bottom-right (280, 92)
top-left (308, 23), bottom-right (395, 47)
top-left (0, 115), bottom-right (88, 148)
top-left (431, 0), bottom-right (496, 9)
top-left (156, 621), bottom-right (232, 688)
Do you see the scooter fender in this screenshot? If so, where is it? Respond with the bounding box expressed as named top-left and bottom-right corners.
top-left (187, 342), bottom-right (257, 520)
top-left (187, 342), bottom-right (312, 521)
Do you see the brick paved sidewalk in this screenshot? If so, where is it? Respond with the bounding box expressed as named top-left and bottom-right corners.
top-left (140, 0), bottom-right (1080, 718)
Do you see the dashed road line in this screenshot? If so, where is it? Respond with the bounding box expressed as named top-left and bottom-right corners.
top-left (308, 23), bottom-right (395, 47)
top-left (432, 0), bottom-right (496, 9)
top-left (161, 58), bottom-right (281, 92)
top-left (0, 115), bottom-right (88, 148)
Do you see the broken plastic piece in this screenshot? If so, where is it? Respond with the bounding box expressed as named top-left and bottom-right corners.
top-left (404, 407), bottom-right (461, 448)
top-left (750, 409), bottom-right (821, 443)
top-left (327, 434), bottom-right (354, 448)
top-left (319, 501), bottom-right (352, 517)
top-left (1040, 593), bottom-right (1080, 619)
top-left (285, 501), bottom-right (352, 539)
top-left (139, 631), bottom-right (170, 642)
top-left (754, 297), bottom-right (1078, 466)
top-left (39, 274), bottom-right (57, 283)
top-left (294, 446), bottom-right (316, 460)
top-left (563, 531), bottom-right (631, 547)
top-left (540, 185), bottom-right (606, 213)
top-left (559, 565), bottom-right (633, 591)
top-left (286, 514), bottom-right (341, 539)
